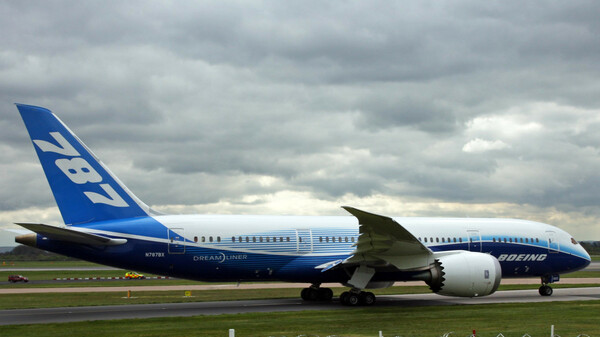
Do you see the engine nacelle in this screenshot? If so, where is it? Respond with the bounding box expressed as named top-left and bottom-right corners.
top-left (426, 251), bottom-right (501, 297)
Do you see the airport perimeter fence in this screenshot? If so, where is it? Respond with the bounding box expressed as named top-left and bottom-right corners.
top-left (227, 327), bottom-right (593, 337)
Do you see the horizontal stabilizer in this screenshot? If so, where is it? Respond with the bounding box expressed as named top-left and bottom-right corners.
top-left (15, 223), bottom-right (127, 246)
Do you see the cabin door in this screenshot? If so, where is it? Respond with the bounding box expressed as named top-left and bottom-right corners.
top-left (295, 229), bottom-right (313, 254)
top-left (168, 228), bottom-right (186, 254)
top-left (467, 230), bottom-right (481, 252)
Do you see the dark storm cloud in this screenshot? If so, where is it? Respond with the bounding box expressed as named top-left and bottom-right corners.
top-left (1, 0), bottom-right (600, 238)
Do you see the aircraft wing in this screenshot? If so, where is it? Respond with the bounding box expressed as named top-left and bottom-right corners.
top-left (338, 206), bottom-right (434, 270)
top-left (15, 223), bottom-right (127, 246)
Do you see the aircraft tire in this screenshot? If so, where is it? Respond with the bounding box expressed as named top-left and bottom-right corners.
top-left (340, 291), bottom-right (350, 305)
top-left (318, 287), bottom-right (334, 301)
top-left (301, 288), bottom-right (309, 301)
top-left (301, 288), bottom-right (319, 301)
top-left (359, 292), bottom-right (376, 305)
top-left (344, 293), bottom-right (360, 306)
top-left (539, 285), bottom-right (553, 296)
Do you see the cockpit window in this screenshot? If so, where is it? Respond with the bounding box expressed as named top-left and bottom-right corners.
top-left (571, 237), bottom-right (579, 245)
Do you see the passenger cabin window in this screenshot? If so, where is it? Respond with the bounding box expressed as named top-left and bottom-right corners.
top-left (202, 236), bottom-right (206, 242)
top-left (194, 236), bottom-right (198, 243)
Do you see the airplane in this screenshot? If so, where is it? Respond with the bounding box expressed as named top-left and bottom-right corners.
top-left (13, 103), bottom-right (591, 306)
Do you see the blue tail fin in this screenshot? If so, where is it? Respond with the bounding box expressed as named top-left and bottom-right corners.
top-left (16, 104), bottom-right (151, 225)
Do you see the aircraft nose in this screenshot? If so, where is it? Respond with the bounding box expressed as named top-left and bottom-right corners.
top-left (576, 245), bottom-right (591, 269)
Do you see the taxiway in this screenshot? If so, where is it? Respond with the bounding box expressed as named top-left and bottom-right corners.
top-left (0, 287), bottom-right (598, 325)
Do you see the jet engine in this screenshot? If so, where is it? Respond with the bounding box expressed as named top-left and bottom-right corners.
top-left (426, 251), bottom-right (501, 297)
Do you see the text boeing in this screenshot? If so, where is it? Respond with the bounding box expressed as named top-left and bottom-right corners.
top-left (497, 253), bottom-right (547, 262)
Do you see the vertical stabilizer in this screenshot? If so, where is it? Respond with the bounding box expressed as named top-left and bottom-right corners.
top-left (16, 104), bottom-right (151, 225)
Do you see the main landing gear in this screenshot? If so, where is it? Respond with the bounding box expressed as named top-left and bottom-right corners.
top-left (300, 285), bottom-right (334, 301)
top-left (340, 290), bottom-right (376, 306)
top-left (300, 286), bottom-right (376, 305)
top-left (538, 275), bottom-right (555, 296)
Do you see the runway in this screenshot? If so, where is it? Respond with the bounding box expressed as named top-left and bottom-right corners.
top-left (0, 287), bottom-right (598, 325)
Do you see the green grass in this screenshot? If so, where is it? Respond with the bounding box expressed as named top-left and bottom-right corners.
top-left (0, 301), bottom-right (598, 337)
top-left (0, 260), bottom-right (104, 268)
top-left (0, 269), bottom-right (213, 288)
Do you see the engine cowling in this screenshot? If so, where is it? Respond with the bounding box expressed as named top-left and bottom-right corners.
top-left (426, 251), bottom-right (502, 297)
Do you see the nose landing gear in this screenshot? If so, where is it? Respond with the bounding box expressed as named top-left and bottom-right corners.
top-left (539, 274), bottom-right (558, 296)
top-left (539, 284), bottom-right (553, 296)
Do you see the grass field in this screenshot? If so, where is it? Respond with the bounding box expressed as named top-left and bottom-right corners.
top-left (0, 301), bottom-right (598, 337)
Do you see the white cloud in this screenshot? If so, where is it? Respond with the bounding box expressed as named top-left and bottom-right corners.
top-left (462, 138), bottom-right (510, 153)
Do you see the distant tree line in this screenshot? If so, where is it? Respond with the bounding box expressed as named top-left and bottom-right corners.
top-left (580, 241), bottom-right (600, 255)
top-left (0, 245), bottom-right (76, 261)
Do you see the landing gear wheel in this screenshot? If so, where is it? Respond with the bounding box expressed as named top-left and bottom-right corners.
top-left (318, 287), bottom-right (334, 301)
top-left (340, 291), bottom-right (350, 305)
top-left (345, 293), bottom-right (360, 306)
top-left (539, 285), bottom-right (553, 296)
top-left (301, 288), bottom-right (309, 301)
top-left (359, 292), bottom-right (376, 305)
top-left (302, 287), bottom-right (333, 301)
top-left (301, 287), bottom-right (318, 301)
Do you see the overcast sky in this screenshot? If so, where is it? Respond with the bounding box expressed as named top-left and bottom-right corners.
top-left (2, 1), bottom-right (600, 246)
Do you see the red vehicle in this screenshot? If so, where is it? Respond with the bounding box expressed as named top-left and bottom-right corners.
top-left (8, 275), bottom-right (28, 283)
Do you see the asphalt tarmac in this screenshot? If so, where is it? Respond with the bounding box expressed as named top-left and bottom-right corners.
top-left (1, 287), bottom-right (598, 325)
